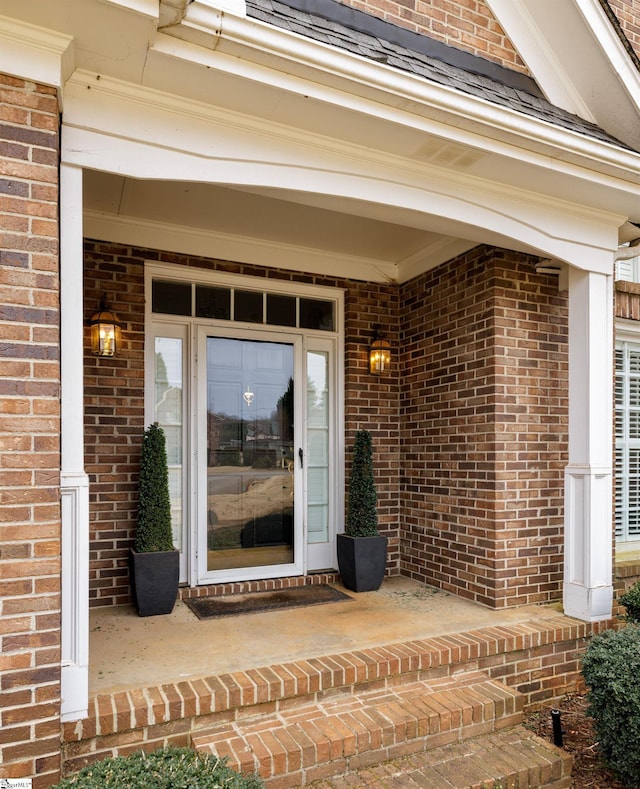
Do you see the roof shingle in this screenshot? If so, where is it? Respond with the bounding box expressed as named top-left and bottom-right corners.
top-left (247, 0), bottom-right (633, 150)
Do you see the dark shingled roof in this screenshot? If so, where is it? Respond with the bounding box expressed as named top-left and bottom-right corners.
top-left (247, 0), bottom-right (633, 150)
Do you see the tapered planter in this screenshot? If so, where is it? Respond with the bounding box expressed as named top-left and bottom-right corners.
top-left (130, 548), bottom-right (179, 617)
top-left (337, 533), bottom-right (388, 593)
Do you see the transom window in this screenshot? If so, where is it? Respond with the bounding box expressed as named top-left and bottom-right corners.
top-left (152, 279), bottom-right (334, 331)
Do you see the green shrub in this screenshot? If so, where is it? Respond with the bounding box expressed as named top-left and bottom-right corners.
top-left (135, 423), bottom-right (174, 553)
top-left (52, 747), bottom-right (264, 789)
top-left (619, 581), bottom-right (640, 623)
top-left (581, 625), bottom-right (640, 786)
top-left (345, 429), bottom-right (379, 537)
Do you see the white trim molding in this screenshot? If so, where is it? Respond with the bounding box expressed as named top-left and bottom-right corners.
top-left (486, 0), bottom-right (640, 150)
top-left (0, 14), bottom-right (73, 90)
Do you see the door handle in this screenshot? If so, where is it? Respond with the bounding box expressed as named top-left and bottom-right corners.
top-left (298, 448), bottom-right (304, 468)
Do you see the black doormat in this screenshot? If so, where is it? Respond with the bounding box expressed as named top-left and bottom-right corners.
top-left (184, 584), bottom-right (352, 620)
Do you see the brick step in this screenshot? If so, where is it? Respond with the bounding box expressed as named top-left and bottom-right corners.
top-left (308, 726), bottom-right (572, 789)
top-left (192, 670), bottom-right (524, 787)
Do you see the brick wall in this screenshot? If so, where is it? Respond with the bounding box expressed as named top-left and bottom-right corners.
top-left (83, 241), bottom-right (401, 607)
top-left (399, 247), bottom-right (568, 608)
top-left (85, 241), bottom-right (570, 612)
top-left (615, 279), bottom-right (640, 320)
top-left (337, 0), bottom-right (529, 74)
top-left (0, 75), bottom-right (62, 787)
top-left (607, 0), bottom-right (640, 59)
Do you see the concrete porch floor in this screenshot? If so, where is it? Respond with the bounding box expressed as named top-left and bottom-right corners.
top-left (89, 577), bottom-right (565, 697)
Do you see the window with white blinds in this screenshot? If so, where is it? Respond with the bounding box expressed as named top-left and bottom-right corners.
top-left (615, 342), bottom-right (640, 542)
top-left (616, 255), bottom-right (640, 282)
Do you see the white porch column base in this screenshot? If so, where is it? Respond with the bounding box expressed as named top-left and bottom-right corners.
top-left (563, 465), bottom-right (613, 622)
top-left (563, 266), bottom-right (614, 623)
top-left (61, 472), bottom-right (90, 722)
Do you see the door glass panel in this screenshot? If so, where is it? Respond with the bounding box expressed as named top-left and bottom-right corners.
top-left (206, 337), bottom-right (294, 571)
top-left (307, 351), bottom-right (329, 544)
top-left (154, 337), bottom-right (184, 550)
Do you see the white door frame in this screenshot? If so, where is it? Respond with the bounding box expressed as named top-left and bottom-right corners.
top-left (144, 262), bottom-right (345, 587)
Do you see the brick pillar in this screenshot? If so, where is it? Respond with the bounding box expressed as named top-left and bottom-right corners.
top-left (0, 74), bottom-right (62, 786)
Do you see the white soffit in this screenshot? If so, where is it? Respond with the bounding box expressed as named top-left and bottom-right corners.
top-left (485, 0), bottom-right (640, 150)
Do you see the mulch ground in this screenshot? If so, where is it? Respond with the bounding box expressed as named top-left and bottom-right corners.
top-left (523, 694), bottom-right (628, 788)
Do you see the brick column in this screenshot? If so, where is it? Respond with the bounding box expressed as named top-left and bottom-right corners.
top-left (0, 74), bottom-right (62, 785)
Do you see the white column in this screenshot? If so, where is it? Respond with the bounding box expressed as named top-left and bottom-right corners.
top-left (564, 266), bottom-right (614, 622)
top-left (60, 162), bottom-right (90, 721)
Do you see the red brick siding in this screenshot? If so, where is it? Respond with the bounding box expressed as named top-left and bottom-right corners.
top-left (83, 242), bottom-right (401, 607)
top-left (337, 0), bottom-right (529, 74)
top-left (615, 279), bottom-right (640, 320)
top-left (608, 0), bottom-right (640, 59)
top-left (399, 247), bottom-right (568, 608)
top-left (0, 74), bottom-right (61, 787)
top-left (614, 559), bottom-right (640, 620)
top-left (85, 242), bottom-right (570, 611)
top-left (344, 282), bottom-right (401, 572)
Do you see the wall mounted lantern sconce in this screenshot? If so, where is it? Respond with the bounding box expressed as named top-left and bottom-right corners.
top-left (369, 328), bottom-right (391, 375)
top-left (90, 296), bottom-right (122, 357)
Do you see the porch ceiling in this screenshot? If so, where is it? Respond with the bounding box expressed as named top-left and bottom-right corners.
top-left (83, 169), bottom-right (479, 281)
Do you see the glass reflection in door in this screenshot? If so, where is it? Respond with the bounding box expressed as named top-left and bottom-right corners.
top-left (206, 337), bottom-right (295, 572)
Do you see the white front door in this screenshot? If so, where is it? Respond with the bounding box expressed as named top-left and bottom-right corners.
top-left (196, 328), bottom-right (304, 583)
top-left (146, 264), bottom-right (344, 586)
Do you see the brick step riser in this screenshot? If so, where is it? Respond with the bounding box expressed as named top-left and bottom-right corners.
top-left (192, 675), bottom-right (524, 784)
top-left (61, 614), bottom-right (602, 778)
top-left (308, 726), bottom-right (572, 789)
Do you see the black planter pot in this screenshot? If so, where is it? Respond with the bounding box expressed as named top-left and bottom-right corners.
top-left (130, 548), bottom-right (180, 617)
top-left (337, 533), bottom-right (388, 593)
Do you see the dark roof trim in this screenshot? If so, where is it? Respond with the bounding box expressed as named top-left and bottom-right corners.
top-left (598, 0), bottom-right (640, 74)
top-left (276, 0), bottom-right (544, 98)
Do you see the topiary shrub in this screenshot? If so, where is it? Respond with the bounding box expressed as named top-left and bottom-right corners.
top-left (51, 747), bottom-right (264, 789)
top-left (345, 429), bottom-right (379, 538)
top-left (581, 625), bottom-right (640, 786)
top-left (135, 423), bottom-right (174, 553)
top-left (619, 581), bottom-right (640, 623)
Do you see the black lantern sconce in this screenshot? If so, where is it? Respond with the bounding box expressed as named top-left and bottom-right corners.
top-left (369, 327), bottom-right (391, 375)
top-left (90, 296), bottom-right (122, 357)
